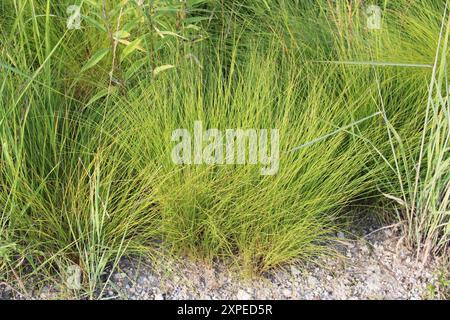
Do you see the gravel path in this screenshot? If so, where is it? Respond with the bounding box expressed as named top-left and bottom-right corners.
top-left (101, 227), bottom-right (447, 300)
top-left (1, 225), bottom-right (447, 300)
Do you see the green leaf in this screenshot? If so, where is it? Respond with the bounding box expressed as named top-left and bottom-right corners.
top-left (186, 0), bottom-right (208, 6)
top-left (113, 30), bottom-right (131, 40)
top-left (122, 20), bottom-right (140, 33)
top-left (85, 88), bottom-right (111, 107)
top-left (153, 64), bottom-right (175, 76)
top-left (84, 15), bottom-right (106, 32)
top-left (154, 37), bottom-right (173, 52)
top-left (184, 24), bottom-right (201, 31)
top-left (125, 58), bottom-right (148, 81)
top-left (156, 30), bottom-right (188, 41)
top-left (121, 38), bottom-right (144, 62)
top-left (183, 16), bottom-right (211, 24)
top-left (80, 48), bottom-right (110, 72)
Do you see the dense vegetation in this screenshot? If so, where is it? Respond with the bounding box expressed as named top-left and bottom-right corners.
top-left (0, 0), bottom-right (448, 298)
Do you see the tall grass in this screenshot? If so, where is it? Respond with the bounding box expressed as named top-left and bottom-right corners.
top-left (0, 0), bottom-right (448, 297)
top-left (373, 3), bottom-right (450, 262)
top-left (105, 43), bottom-right (387, 272)
top-left (209, 0), bottom-right (449, 257)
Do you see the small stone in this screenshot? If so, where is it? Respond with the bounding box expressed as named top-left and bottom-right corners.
top-left (114, 272), bottom-right (126, 280)
top-left (308, 276), bottom-right (318, 286)
top-left (282, 288), bottom-right (292, 298)
top-left (154, 293), bottom-right (164, 300)
top-left (290, 266), bottom-right (300, 276)
top-left (236, 289), bottom-right (252, 300)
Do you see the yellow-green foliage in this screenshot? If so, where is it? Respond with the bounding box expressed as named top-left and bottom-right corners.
top-left (0, 0), bottom-right (448, 297)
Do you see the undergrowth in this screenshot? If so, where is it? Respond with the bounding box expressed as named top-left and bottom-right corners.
top-left (0, 0), bottom-right (448, 298)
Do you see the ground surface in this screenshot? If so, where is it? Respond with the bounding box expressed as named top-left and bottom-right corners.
top-left (1, 225), bottom-right (447, 300)
top-left (101, 227), bottom-right (444, 300)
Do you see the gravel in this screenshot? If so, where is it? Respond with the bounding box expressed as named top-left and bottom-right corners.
top-left (1, 225), bottom-right (447, 300)
top-left (100, 227), bottom-right (446, 300)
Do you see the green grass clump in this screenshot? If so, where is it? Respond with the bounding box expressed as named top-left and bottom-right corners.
top-left (106, 43), bottom-right (386, 272)
top-left (373, 4), bottom-right (450, 262)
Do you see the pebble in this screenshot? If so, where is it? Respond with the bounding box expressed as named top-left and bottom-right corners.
top-left (282, 288), bottom-right (292, 298)
top-left (236, 289), bottom-right (252, 300)
top-left (3, 229), bottom-right (445, 300)
top-left (154, 293), bottom-right (164, 300)
top-left (290, 266), bottom-right (300, 276)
